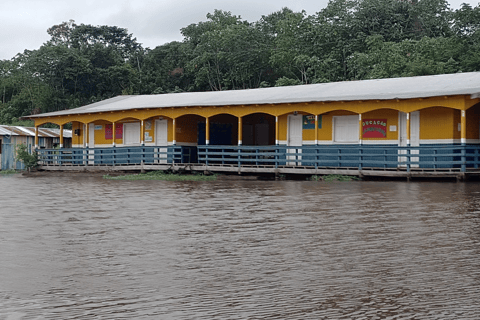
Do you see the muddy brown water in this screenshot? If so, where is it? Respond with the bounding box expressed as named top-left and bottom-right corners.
top-left (0, 174), bottom-right (479, 319)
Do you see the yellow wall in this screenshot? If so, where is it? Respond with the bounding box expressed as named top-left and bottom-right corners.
top-left (72, 121), bottom-right (83, 146)
top-left (36, 95), bottom-right (480, 146)
top-left (420, 107), bottom-right (456, 140)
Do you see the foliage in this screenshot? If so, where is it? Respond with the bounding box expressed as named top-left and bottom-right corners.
top-left (15, 143), bottom-right (38, 169)
top-left (0, 169), bottom-right (18, 175)
top-left (103, 170), bottom-right (218, 181)
top-left (2, 1), bottom-right (480, 123)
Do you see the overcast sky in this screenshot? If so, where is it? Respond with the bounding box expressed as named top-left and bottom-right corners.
top-left (1, 0), bottom-right (478, 60)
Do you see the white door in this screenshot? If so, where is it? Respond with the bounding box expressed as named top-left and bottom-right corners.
top-left (123, 123), bottom-right (141, 146)
top-left (155, 119), bottom-right (168, 163)
top-left (288, 114), bottom-right (303, 165)
top-left (333, 115), bottom-right (359, 143)
top-left (410, 111), bottom-right (420, 167)
top-left (398, 112), bottom-right (407, 165)
top-left (398, 111), bottom-right (420, 167)
top-left (88, 123), bottom-right (95, 164)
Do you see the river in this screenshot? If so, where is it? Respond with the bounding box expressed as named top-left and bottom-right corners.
top-left (0, 173), bottom-right (479, 319)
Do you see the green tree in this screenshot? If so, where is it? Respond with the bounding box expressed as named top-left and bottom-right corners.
top-left (183, 10), bottom-right (271, 91)
top-left (15, 143), bottom-right (38, 170)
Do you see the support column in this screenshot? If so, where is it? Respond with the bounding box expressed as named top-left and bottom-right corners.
top-left (59, 124), bottom-right (64, 148)
top-left (358, 114), bottom-right (362, 145)
top-left (406, 112), bottom-right (411, 172)
top-left (205, 117), bottom-right (210, 145)
top-left (315, 115), bottom-right (319, 145)
top-left (406, 113), bottom-right (411, 146)
top-left (238, 117), bottom-right (242, 146)
top-left (461, 109), bottom-right (467, 172)
top-left (112, 122), bottom-right (116, 147)
top-left (85, 123), bottom-right (89, 148)
top-left (34, 125), bottom-right (39, 149)
top-left (275, 116), bottom-right (279, 145)
top-left (141, 120), bottom-right (145, 146)
top-left (172, 118), bottom-right (177, 145)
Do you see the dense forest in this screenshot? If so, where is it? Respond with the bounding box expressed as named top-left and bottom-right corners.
top-left (1, 0), bottom-right (480, 125)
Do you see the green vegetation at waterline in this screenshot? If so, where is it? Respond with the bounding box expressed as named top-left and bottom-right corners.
top-left (15, 143), bottom-right (38, 170)
top-left (0, 169), bottom-right (18, 175)
top-left (103, 171), bottom-right (217, 181)
top-left (310, 174), bottom-right (360, 182)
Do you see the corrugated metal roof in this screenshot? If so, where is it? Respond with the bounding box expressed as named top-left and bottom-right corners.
top-left (25, 72), bottom-right (480, 119)
top-left (0, 125), bottom-right (72, 138)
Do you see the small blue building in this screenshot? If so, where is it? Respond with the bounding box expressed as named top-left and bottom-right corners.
top-left (0, 126), bottom-right (72, 170)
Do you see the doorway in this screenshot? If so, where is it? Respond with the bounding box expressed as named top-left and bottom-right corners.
top-left (287, 114), bottom-right (303, 165)
top-left (155, 119), bottom-right (168, 163)
top-left (124, 122), bottom-right (141, 146)
top-left (88, 123), bottom-right (95, 164)
top-left (398, 111), bottom-right (420, 167)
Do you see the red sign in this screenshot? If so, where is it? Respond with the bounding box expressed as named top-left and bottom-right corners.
top-left (362, 119), bottom-right (387, 138)
top-left (105, 124), bottom-right (123, 139)
top-left (115, 124), bottom-right (123, 139)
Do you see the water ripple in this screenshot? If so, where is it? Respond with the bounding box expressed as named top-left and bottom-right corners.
top-left (0, 174), bottom-right (479, 319)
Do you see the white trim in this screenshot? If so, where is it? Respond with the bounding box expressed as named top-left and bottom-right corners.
top-left (362, 140), bottom-right (399, 145)
top-left (330, 141), bottom-right (362, 145)
top-left (88, 144), bottom-right (116, 148)
top-left (316, 140), bottom-right (333, 145)
top-left (420, 139), bottom-right (461, 144)
top-left (238, 140), bottom-right (242, 146)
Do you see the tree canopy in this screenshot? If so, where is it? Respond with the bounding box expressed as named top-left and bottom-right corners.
top-left (2, 0), bottom-right (480, 124)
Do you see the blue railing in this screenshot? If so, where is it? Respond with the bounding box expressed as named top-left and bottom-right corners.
top-left (37, 144), bottom-right (480, 172)
top-left (37, 146), bottom-right (183, 166)
top-left (198, 144), bottom-right (480, 172)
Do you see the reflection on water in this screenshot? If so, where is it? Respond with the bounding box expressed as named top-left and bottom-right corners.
top-left (0, 174), bottom-right (479, 319)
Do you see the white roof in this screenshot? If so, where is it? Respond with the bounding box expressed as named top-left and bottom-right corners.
top-left (28, 72), bottom-right (480, 118)
top-left (0, 125), bottom-right (72, 138)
